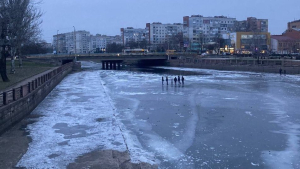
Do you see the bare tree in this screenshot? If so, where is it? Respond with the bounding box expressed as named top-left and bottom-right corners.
top-left (165, 33), bottom-right (183, 51)
top-left (0, 0), bottom-right (42, 82)
top-left (0, 1), bottom-right (10, 81)
top-left (7, 0), bottom-right (42, 66)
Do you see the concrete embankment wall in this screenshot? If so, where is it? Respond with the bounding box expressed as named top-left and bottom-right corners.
top-left (0, 63), bottom-right (76, 135)
top-left (169, 58), bottom-right (300, 74)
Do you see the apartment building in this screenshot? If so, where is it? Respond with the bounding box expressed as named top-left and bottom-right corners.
top-left (106, 35), bottom-right (122, 45)
top-left (74, 30), bottom-right (90, 54)
top-left (53, 33), bottom-right (66, 54)
top-left (53, 30), bottom-right (90, 54)
top-left (246, 17), bottom-right (268, 32)
top-left (234, 17), bottom-right (268, 33)
top-left (183, 15), bottom-right (236, 51)
top-left (288, 20), bottom-right (300, 29)
top-left (89, 34), bottom-right (107, 53)
top-left (65, 32), bottom-right (75, 54)
top-left (89, 34), bottom-right (122, 53)
top-left (234, 20), bottom-right (247, 32)
top-left (183, 15), bottom-right (236, 39)
top-left (120, 27), bottom-right (148, 46)
top-left (146, 22), bottom-right (183, 49)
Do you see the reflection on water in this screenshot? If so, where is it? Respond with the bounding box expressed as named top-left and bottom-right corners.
top-left (129, 67), bottom-right (211, 76)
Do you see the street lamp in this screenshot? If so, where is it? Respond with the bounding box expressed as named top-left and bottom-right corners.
top-left (228, 33), bottom-right (231, 54)
top-left (73, 26), bottom-right (76, 55)
top-left (56, 30), bottom-right (59, 54)
top-left (167, 34), bottom-right (171, 60)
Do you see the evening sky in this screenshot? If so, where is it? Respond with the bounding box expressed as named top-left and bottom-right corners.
top-left (39, 0), bottom-right (300, 43)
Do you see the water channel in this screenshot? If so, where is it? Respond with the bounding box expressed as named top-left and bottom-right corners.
top-left (17, 61), bottom-right (300, 169)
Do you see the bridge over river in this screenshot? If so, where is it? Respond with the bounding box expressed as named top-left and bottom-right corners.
top-left (25, 52), bottom-right (197, 68)
top-left (25, 52), bottom-right (300, 73)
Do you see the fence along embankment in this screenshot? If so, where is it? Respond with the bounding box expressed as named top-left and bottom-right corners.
top-left (0, 62), bottom-right (74, 135)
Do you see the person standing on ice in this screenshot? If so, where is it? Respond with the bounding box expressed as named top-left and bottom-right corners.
top-left (166, 76), bottom-right (168, 85)
top-left (174, 77), bottom-right (177, 85)
top-left (162, 76), bottom-right (164, 85)
top-left (178, 75), bottom-right (181, 85)
top-left (279, 68), bottom-right (282, 75)
top-left (182, 76), bottom-right (184, 85)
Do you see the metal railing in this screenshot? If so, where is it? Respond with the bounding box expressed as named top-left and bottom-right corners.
top-left (0, 62), bottom-right (73, 108)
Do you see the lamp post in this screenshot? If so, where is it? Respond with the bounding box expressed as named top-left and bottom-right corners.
top-left (167, 34), bottom-right (170, 60)
top-left (228, 33), bottom-right (231, 54)
top-left (73, 26), bottom-right (76, 55)
top-left (56, 30), bottom-right (59, 54)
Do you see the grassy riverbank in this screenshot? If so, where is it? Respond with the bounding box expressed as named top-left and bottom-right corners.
top-left (0, 60), bottom-right (55, 91)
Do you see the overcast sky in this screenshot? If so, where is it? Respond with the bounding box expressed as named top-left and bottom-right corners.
top-left (39, 0), bottom-right (300, 43)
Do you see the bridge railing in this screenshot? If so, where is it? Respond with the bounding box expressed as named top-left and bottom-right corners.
top-left (0, 62), bottom-right (73, 108)
top-left (25, 52), bottom-right (198, 58)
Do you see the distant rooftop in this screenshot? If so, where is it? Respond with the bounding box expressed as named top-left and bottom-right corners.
top-left (292, 28), bottom-right (300, 31)
top-left (191, 15), bottom-right (203, 17)
top-left (289, 19), bottom-right (300, 23)
top-left (271, 35), bottom-right (296, 41)
top-left (151, 22), bottom-right (182, 25)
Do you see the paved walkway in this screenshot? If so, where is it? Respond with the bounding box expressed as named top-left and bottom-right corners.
top-left (0, 67), bottom-right (58, 93)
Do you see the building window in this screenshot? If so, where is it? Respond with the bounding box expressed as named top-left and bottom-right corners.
top-left (283, 43), bottom-right (286, 47)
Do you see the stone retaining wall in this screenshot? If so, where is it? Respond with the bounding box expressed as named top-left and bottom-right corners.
top-left (169, 59), bottom-right (300, 74)
top-left (0, 63), bottom-right (74, 135)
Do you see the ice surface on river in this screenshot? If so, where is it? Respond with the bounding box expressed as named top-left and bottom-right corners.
top-left (17, 62), bottom-right (300, 168)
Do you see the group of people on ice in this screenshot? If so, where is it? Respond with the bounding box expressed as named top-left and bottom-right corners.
top-left (162, 75), bottom-right (184, 86)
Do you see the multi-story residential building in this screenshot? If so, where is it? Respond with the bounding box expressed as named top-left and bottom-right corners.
top-left (183, 15), bottom-right (236, 51)
top-left (53, 33), bottom-right (66, 54)
top-left (288, 19), bottom-right (300, 29)
top-left (75, 30), bottom-right (90, 54)
top-left (246, 17), bottom-right (268, 32)
top-left (235, 17), bottom-right (268, 33)
top-left (65, 32), bottom-right (75, 54)
top-left (54, 31), bottom-right (122, 54)
top-left (146, 22), bottom-right (184, 50)
top-left (53, 30), bottom-right (90, 54)
top-left (106, 35), bottom-right (122, 45)
top-left (120, 27), bottom-right (148, 46)
top-left (89, 34), bottom-right (107, 53)
top-left (89, 34), bottom-right (122, 53)
top-left (234, 20), bottom-right (247, 32)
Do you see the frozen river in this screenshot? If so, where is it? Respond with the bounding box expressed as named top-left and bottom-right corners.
top-left (17, 61), bottom-right (300, 168)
